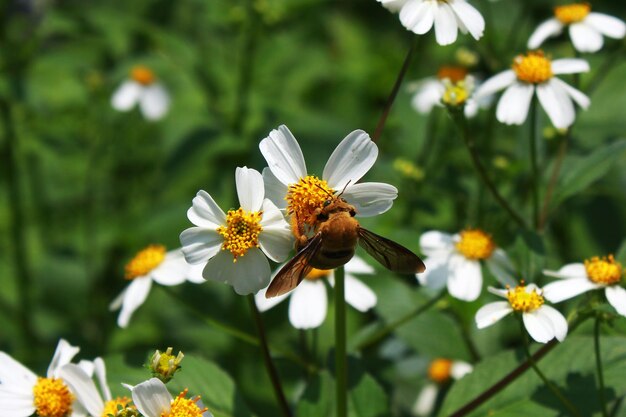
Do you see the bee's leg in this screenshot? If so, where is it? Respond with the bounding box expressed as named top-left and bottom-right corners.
top-left (291, 215), bottom-right (308, 249)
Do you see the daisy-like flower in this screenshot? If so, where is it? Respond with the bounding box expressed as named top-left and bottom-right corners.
top-left (377, 0), bottom-right (485, 46)
top-left (528, 4), bottom-right (626, 53)
top-left (254, 256), bottom-right (377, 329)
top-left (413, 358), bottom-right (472, 416)
top-left (0, 339), bottom-right (93, 417)
top-left (126, 378), bottom-right (213, 417)
top-left (474, 51), bottom-right (590, 129)
top-left (475, 283), bottom-right (568, 343)
top-left (418, 229), bottom-right (515, 301)
top-left (259, 125), bottom-right (397, 240)
top-left (180, 167), bottom-right (293, 295)
top-left (109, 246), bottom-right (204, 328)
top-left (542, 255), bottom-right (626, 317)
top-left (111, 65), bottom-right (170, 121)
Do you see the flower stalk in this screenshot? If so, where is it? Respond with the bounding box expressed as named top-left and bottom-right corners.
top-left (335, 265), bottom-right (348, 417)
top-left (529, 97), bottom-right (540, 229)
top-left (594, 315), bottom-right (609, 417)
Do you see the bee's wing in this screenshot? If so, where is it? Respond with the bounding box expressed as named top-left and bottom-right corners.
top-left (265, 233), bottom-right (323, 298)
top-left (357, 227), bottom-right (426, 274)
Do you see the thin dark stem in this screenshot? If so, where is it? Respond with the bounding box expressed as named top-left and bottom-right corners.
top-left (594, 316), bottom-right (609, 417)
top-left (448, 308), bottom-right (481, 362)
top-left (248, 296), bottom-right (293, 417)
top-left (529, 98), bottom-right (539, 230)
top-left (538, 131), bottom-right (568, 231)
top-left (335, 266), bottom-right (347, 417)
top-left (372, 37), bottom-right (417, 143)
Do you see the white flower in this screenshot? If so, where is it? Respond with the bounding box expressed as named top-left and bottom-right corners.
top-left (180, 167), bottom-right (293, 295)
top-left (378, 0), bottom-right (485, 46)
top-left (418, 229), bottom-right (515, 301)
top-left (413, 359), bottom-right (472, 416)
top-left (528, 4), bottom-right (626, 53)
top-left (111, 65), bottom-right (170, 120)
top-left (475, 284), bottom-right (568, 343)
top-left (543, 255), bottom-right (626, 317)
top-left (0, 339), bottom-right (93, 417)
top-left (255, 256), bottom-right (377, 329)
top-left (474, 51), bottom-right (590, 129)
top-left (126, 378), bottom-right (213, 417)
top-left (109, 246), bottom-right (204, 328)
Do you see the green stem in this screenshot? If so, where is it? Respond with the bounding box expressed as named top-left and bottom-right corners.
top-left (248, 296), bottom-right (292, 417)
top-left (529, 98), bottom-right (539, 230)
top-left (594, 315), bottom-right (609, 417)
top-left (538, 130), bottom-right (568, 231)
top-left (335, 265), bottom-right (347, 417)
top-left (520, 318), bottom-right (582, 417)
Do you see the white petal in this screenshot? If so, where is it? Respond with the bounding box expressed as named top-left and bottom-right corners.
top-left (109, 288), bottom-right (125, 311)
top-left (527, 19), bottom-right (563, 49)
top-left (186, 263), bottom-right (206, 284)
top-left (523, 307), bottom-right (562, 343)
top-left (186, 190), bottom-right (226, 229)
top-left (475, 301), bottom-right (512, 328)
top-left (203, 248), bottom-right (271, 295)
top-left (537, 80), bottom-right (575, 129)
top-left (538, 305), bottom-right (568, 342)
top-left (180, 227), bottom-right (223, 265)
top-left (413, 384), bottom-right (438, 416)
top-left (569, 22), bottom-right (604, 53)
top-left (434, 3), bottom-right (458, 45)
top-left (259, 125), bottom-right (307, 186)
top-left (254, 284), bottom-right (290, 312)
top-left (340, 274), bottom-right (377, 312)
top-left (450, 361), bottom-right (473, 379)
top-left (340, 182), bottom-right (397, 217)
top-left (542, 277), bottom-right (600, 303)
top-left (235, 167), bottom-right (264, 212)
top-left (417, 255), bottom-right (450, 291)
top-left (288, 280), bottom-right (328, 329)
top-left (605, 286), bottom-right (626, 317)
top-left (48, 339), bottom-right (80, 378)
top-left (262, 167), bottom-right (288, 210)
top-left (111, 81), bottom-right (141, 111)
top-left (131, 378), bottom-right (172, 417)
top-left (485, 249), bottom-right (517, 287)
top-left (487, 286), bottom-right (509, 298)
top-left (496, 83), bottom-right (534, 125)
top-left (474, 70), bottom-right (516, 100)
top-left (400, 0), bottom-right (435, 35)
top-left (419, 230), bottom-right (454, 257)
top-left (151, 250), bottom-right (189, 285)
top-left (93, 358), bottom-right (111, 402)
top-left (448, 0), bottom-right (484, 41)
top-left (323, 130), bottom-right (377, 191)
top-left (139, 84), bottom-right (170, 120)
top-left (542, 263), bottom-right (586, 279)
top-left (345, 255), bottom-right (375, 274)
top-left (116, 277), bottom-right (152, 328)
top-left (447, 255), bottom-right (482, 301)
top-left (0, 353), bottom-right (37, 387)
top-left (411, 80), bottom-right (444, 114)
top-left (378, 0), bottom-right (407, 13)
top-left (585, 13), bottom-right (626, 39)
top-left (551, 77), bottom-right (590, 109)
top-left (57, 364), bottom-right (104, 417)
top-left (258, 199), bottom-right (293, 262)
top-left (0, 390), bottom-right (35, 417)
top-left (551, 58), bottom-right (590, 75)
top-left (464, 99), bottom-right (479, 118)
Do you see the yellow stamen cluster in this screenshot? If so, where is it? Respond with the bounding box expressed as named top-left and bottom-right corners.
top-left (506, 284), bottom-right (544, 312)
top-left (437, 66), bottom-right (468, 83)
top-left (442, 79), bottom-right (471, 107)
top-left (428, 358), bottom-right (453, 384)
top-left (216, 208), bottom-right (263, 261)
top-left (102, 397), bottom-right (134, 417)
top-left (455, 229), bottom-right (495, 260)
top-left (304, 268), bottom-right (331, 281)
top-left (150, 347), bottom-right (184, 382)
top-left (584, 255), bottom-right (623, 285)
top-left (286, 175), bottom-right (335, 226)
top-left (165, 389), bottom-right (208, 417)
top-left (554, 3), bottom-right (591, 24)
top-left (33, 377), bottom-right (74, 417)
top-left (512, 51), bottom-right (553, 84)
top-left (125, 245), bottom-right (167, 280)
top-left (131, 66), bottom-right (156, 86)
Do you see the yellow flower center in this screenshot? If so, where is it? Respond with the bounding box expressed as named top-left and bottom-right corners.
top-left (163, 389), bottom-right (207, 417)
top-left (125, 245), bottom-right (167, 280)
top-left (455, 229), bottom-right (495, 260)
top-left (151, 347), bottom-right (184, 382)
top-left (584, 255), bottom-right (623, 285)
top-left (554, 3), bottom-right (591, 24)
top-left (286, 175), bottom-right (335, 226)
top-left (304, 268), bottom-right (331, 281)
top-left (102, 397), bottom-right (134, 417)
top-left (131, 66), bottom-right (156, 86)
top-left (512, 51), bottom-right (553, 84)
top-left (216, 208), bottom-right (263, 261)
top-left (33, 377), bottom-right (74, 417)
top-left (442, 79), bottom-right (471, 107)
top-left (428, 358), bottom-right (453, 384)
top-left (437, 66), bottom-right (468, 83)
top-left (506, 284), bottom-right (544, 312)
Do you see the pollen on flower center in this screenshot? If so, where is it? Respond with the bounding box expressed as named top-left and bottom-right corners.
top-left (554, 3), bottom-right (591, 24)
top-left (286, 176), bottom-right (335, 226)
top-left (305, 268), bottom-right (331, 281)
top-left (506, 284), bottom-right (544, 312)
top-left (585, 255), bottom-right (623, 285)
top-left (125, 245), bottom-right (167, 280)
top-left (163, 389), bottom-right (208, 417)
top-left (102, 397), bottom-right (134, 417)
top-left (428, 358), bottom-right (453, 384)
top-left (437, 66), bottom-right (468, 83)
top-left (131, 66), bottom-right (156, 85)
top-left (33, 377), bottom-right (74, 417)
top-left (216, 208), bottom-right (263, 261)
top-left (442, 79), bottom-right (472, 107)
top-left (455, 229), bottom-right (495, 260)
top-left (512, 51), bottom-right (553, 84)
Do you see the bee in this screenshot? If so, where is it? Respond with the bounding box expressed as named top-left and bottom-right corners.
top-left (266, 194), bottom-right (426, 298)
